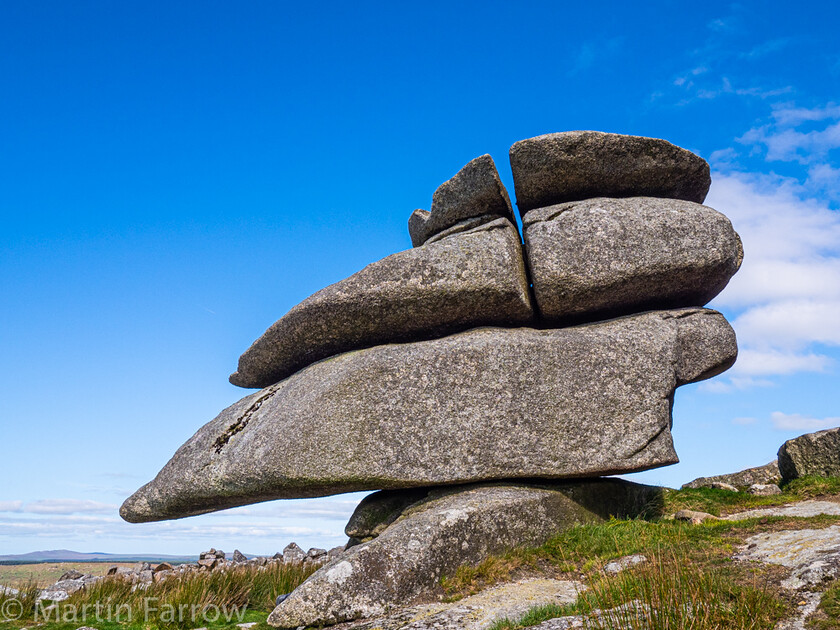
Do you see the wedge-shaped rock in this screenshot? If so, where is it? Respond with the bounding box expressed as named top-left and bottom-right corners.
top-left (230, 217), bottom-right (532, 388)
top-left (523, 197), bottom-right (742, 323)
top-left (510, 131), bottom-right (711, 215)
top-left (408, 154), bottom-right (514, 247)
top-left (268, 481), bottom-right (663, 628)
top-left (121, 308), bottom-right (735, 523)
top-left (779, 428), bottom-right (840, 482)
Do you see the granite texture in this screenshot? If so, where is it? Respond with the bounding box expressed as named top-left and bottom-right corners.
top-left (509, 131), bottom-right (711, 215)
top-left (408, 154), bottom-right (514, 247)
top-left (523, 197), bottom-right (742, 323)
top-left (121, 308), bottom-right (735, 523)
top-left (779, 428), bottom-right (840, 481)
top-left (230, 217), bottom-right (532, 388)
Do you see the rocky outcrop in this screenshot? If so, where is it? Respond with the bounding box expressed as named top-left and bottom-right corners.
top-left (682, 460), bottom-right (781, 490)
top-left (121, 131), bottom-right (744, 627)
top-left (230, 217), bottom-right (532, 388)
top-left (779, 427), bottom-right (840, 481)
top-left (509, 131), bottom-right (711, 214)
top-left (268, 481), bottom-right (662, 628)
top-left (523, 197), bottom-right (742, 323)
top-left (121, 308), bottom-right (734, 523)
top-left (408, 154), bottom-right (514, 247)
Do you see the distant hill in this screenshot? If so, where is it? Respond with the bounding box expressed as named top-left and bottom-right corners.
top-left (0, 549), bottom-right (195, 564)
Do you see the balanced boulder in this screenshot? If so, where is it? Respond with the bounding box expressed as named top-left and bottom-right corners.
top-left (523, 197), bottom-right (743, 323)
top-left (408, 154), bottom-right (514, 247)
top-left (230, 217), bottom-right (532, 388)
top-left (779, 428), bottom-right (840, 481)
top-left (268, 481), bottom-right (663, 628)
top-left (121, 308), bottom-right (735, 523)
top-left (510, 131), bottom-right (711, 215)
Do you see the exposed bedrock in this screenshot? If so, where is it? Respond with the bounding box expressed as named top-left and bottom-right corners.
top-left (267, 481), bottom-right (664, 628)
top-left (510, 131), bottom-right (711, 215)
top-left (408, 154), bottom-right (514, 247)
top-left (523, 197), bottom-right (743, 323)
top-left (120, 308), bottom-right (735, 523)
top-left (229, 216), bottom-right (532, 389)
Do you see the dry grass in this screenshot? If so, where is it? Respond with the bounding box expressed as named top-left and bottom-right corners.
top-left (0, 562), bottom-right (314, 630)
top-left (0, 562), bottom-right (135, 588)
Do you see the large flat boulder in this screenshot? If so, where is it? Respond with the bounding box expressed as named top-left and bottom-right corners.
top-left (509, 131), bottom-right (711, 215)
top-left (267, 481), bottom-right (663, 628)
top-left (121, 308), bottom-right (735, 523)
top-left (779, 428), bottom-right (840, 481)
top-left (523, 197), bottom-right (742, 324)
top-left (408, 154), bottom-right (514, 247)
top-left (230, 217), bottom-right (532, 388)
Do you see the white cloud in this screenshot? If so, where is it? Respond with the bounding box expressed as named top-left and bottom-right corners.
top-left (772, 103), bottom-right (840, 127)
top-left (0, 501), bottom-right (23, 513)
top-left (702, 170), bottom-right (840, 388)
top-left (733, 301), bottom-right (840, 350)
top-left (770, 412), bottom-right (840, 431)
top-left (727, 349), bottom-right (832, 377)
top-left (24, 499), bottom-right (118, 515)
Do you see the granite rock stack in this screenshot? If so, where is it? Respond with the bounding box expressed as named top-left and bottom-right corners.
top-left (122, 131), bottom-right (743, 628)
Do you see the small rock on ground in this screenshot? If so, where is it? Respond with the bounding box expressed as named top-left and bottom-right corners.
top-left (603, 554), bottom-right (647, 574)
top-left (748, 483), bottom-right (782, 496)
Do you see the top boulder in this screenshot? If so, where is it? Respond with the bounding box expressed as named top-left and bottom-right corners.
top-left (408, 154), bottom-right (514, 247)
top-left (509, 131), bottom-right (711, 215)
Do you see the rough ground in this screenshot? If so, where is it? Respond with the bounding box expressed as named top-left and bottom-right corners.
top-left (331, 497), bottom-right (840, 630)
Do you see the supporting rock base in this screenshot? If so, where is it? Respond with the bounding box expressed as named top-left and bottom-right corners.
top-left (267, 479), bottom-right (664, 628)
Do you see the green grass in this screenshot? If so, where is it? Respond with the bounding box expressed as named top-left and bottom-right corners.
top-left (808, 580), bottom-right (840, 629)
top-left (0, 562), bottom-right (315, 630)
top-left (663, 476), bottom-right (840, 517)
top-left (490, 548), bottom-right (788, 629)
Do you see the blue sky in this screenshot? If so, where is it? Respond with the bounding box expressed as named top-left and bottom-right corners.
top-left (1, 1), bottom-right (838, 556)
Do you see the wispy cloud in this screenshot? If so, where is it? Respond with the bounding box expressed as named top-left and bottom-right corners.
top-left (568, 37), bottom-right (624, 76)
top-left (657, 11), bottom-right (796, 107)
top-left (24, 499), bottom-right (117, 515)
top-left (738, 38), bottom-right (791, 60)
top-left (770, 412), bottom-right (840, 431)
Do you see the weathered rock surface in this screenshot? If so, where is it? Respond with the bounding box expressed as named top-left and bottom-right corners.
top-left (408, 154), bottom-right (514, 247)
top-left (735, 525), bottom-right (840, 589)
top-left (327, 578), bottom-right (584, 630)
top-left (725, 500), bottom-right (840, 521)
top-left (683, 460), bottom-right (781, 490)
top-left (121, 308), bottom-right (735, 523)
top-left (779, 427), bottom-right (840, 481)
top-left (509, 131), bottom-right (711, 215)
top-left (522, 197), bottom-right (742, 323)
top-left (267, 481), bottom-right (662, 628)
top-left (230, 217), bottom-right (532, 388)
